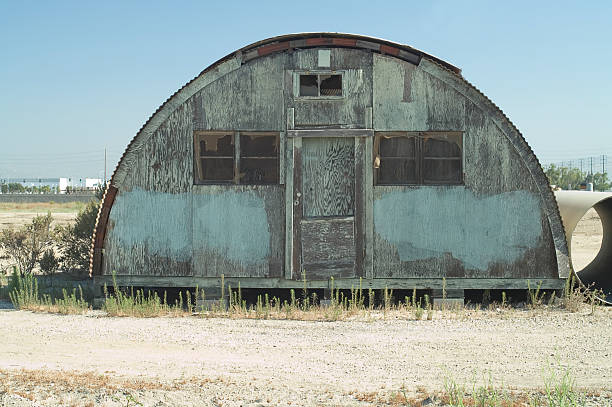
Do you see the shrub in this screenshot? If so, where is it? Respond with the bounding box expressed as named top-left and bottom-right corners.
top-left (40, 249), bottom-right (59, 276)
top-left (55, 200), bottom-right (99, 274)
top-left (0, 213), bottom-right (54, 274)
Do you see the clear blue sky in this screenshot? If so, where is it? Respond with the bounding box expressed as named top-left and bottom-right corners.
top-left (1, 1), bottom-right (611, 179)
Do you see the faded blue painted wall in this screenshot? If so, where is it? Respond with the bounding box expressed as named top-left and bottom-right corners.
top-left (192, 190), bottom-right (270, 264)
top-left (374, 187), bottom-right (543, 271)
top-left (105, 187), bottom-right (274, 276)
top-left (109, 187), bottom-right (193, 262)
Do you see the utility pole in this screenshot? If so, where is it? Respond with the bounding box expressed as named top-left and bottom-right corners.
top-left (590, 157), bottom-right (593, 175)
top-left (580, 158), bottom-right (584, 174)
top-left (602, 154), bottom-right (606, 175)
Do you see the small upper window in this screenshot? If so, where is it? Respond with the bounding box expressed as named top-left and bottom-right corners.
top-left (194, 132), bottom-right (279, 185)
top-left (299, 73), bottom-right (342, 97)
top-left (374, 132), bottom-right (463, 185)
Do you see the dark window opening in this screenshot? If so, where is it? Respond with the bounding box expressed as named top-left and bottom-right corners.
top-left (194, 132), bottom-right (280, 185)
top-left (240, 133), bottom-right (279, 184)
top-left (319, 74), bottom-right (342, 96)
top-left (375, 132), bottom-right (463, 185)
top-left (195, 133), bottom-right (234, 183)
top-left (299, 75), bottom-right (318, 97)
top-left (298, 73), bottom-right (342, 97)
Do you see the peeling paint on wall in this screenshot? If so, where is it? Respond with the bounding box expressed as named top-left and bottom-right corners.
top-left (373, 188), bottom-right (543, 270)
top-left (109, 188), bottom-right (192, 261)
top-left (193, 190), bottom-right (270, 264)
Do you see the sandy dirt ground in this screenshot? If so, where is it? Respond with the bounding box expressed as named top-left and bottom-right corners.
top-left (0, 308), bottom-right (611, 406)
top-left (0, 207), bottom-right (609, 406)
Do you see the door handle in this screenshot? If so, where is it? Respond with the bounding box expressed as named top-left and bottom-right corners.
top-left (294, 191), bottom-right (301, 206)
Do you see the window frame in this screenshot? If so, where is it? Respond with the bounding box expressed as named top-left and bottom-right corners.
top-left (294, 71), bottom-right (345, 100)
top-left (193, 131), bottom-right (280, 185)
top-left (374, 131), bottom-right (464, 186)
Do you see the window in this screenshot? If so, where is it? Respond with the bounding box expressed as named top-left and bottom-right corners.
top-left (194, 131), bottom-right (279, 184)
top-left (374, 132), bottom-right (463, 185)
top-left (239, 133), bottom-right (279, 184)
top-left (299, 73), bottom-right (342, 97)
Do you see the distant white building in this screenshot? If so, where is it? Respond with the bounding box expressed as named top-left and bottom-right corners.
top-left (1, 177), bottom-right (104, 193)
top-left (85, 178), bottom-right (102, 189)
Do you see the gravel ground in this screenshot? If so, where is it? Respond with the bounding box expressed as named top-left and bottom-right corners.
top-left (0, 307), bottom-right (611, 406)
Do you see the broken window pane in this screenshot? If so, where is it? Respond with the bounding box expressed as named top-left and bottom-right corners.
top-left (319, 74), bottom-right (342, 96)
top-left (240, 158), bottom-right (279, 184)
top-left (423, 134), bottom-right (461, 158)
top-left (378, 158), bottom-right (417, 184)
top-left (200, 158), bottom-right (234, 182)
top-left (239, 133), bottom-right (280, 185)
top-left (379, 135), bottom-right (416, 158)
top-left (423, 158), bottom-right (462, 183)
top-left (299, 75), bottom-right (318, 96)
top-left (240, 134), bottom-right (278, 157)
top-left (375, 132), bottom-right (463, 185)
top-left (199, 134), bottom-right (234, 157)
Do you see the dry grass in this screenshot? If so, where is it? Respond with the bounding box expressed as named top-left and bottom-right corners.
top-left (0, 368), bottom-right (227, 399)
top-left (0, 201), bottom-right (87, 213)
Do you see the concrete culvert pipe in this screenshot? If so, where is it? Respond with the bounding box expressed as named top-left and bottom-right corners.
top-left (555, 191), bottom-right (612, 303)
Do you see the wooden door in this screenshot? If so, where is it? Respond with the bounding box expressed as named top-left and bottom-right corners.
top-left (293, 136), bottom-right (364, 279)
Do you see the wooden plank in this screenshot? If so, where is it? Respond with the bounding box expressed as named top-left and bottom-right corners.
top-left (288, 129), bottom-right (373, 138)
top-left (364, 137), bottom-right (374, 280)
top-left (302, 137), bottom-right (355, 218)
top-left (95, 275), bottom-right (567, 291)
top-left (301, 217), bottom-right (355, 270)
top-left (292, 138), bottom-right (303, 279)
top-left (233, 131), bottom-right (240, 184)
top-left (354, 137), bottom-right (365, 277)
top-left (279, 131), bottom-right (286, 185)
top-left (284, 137), bottom-right (294, 280)
top-left (287, 108), bottom-right (295, 130)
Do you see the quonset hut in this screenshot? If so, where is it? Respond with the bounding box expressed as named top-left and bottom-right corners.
top-left (90, 33), bottom-right (569, 302)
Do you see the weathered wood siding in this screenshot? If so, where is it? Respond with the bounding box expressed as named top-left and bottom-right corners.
top-left (102, 44), bottom-right (563, 282)
top-left (196, 53), bottom-right (286, 130)
top-left (103, 53), bottom-right (286, 277)
top-left (302, 137), bottom-right (355, 217)
top-left (371, 54), bottom-right (557, 278)
top-left (285, 49), bottom-right (372, 128)
top-left (104, 98), bottom-right (196, 276)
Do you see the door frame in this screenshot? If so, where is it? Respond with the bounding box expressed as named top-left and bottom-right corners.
top-left (285, 129), bottom-right (373, 280)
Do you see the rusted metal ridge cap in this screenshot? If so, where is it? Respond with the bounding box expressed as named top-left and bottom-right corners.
top-left (236, 32), bottom-right (461, 74)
